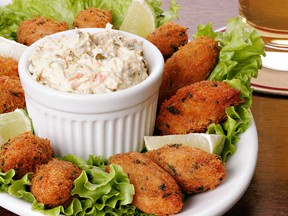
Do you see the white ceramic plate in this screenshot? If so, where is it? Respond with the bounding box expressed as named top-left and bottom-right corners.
top-left (0, 119), bottom-right (258, 216)
top-left (0, 4), bottom-right (258, 215)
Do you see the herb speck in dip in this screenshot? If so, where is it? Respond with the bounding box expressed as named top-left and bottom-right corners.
top-left (29, 25), bottom-right (149, 94)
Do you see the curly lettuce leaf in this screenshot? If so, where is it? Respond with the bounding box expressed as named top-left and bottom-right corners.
top-left (0, 169), bottom-right (16, 192)
top-left (1, 172), bottom-right (33, 202)
top-left (194, 17), bottom-right (265, 82)
top-left (193, 22), bottom-right (218, 39)
top-left (0, 171), bottom-right (35, 203)
top-left (5, 0), bottom-right (85, 24)
top-left (0, 8), bottom-right (28, 40)
top-left (148, 0), bottom-right (180, 27)
top-left (194, 17), bottom-right (265, 161)
top-left (0, 0), bottom-right (179, 40)
top-left (0, 154), bottom-right (136, 216)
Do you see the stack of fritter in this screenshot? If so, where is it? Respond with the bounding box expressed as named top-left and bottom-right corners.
top-left (107, 144), bottom-right (226, 215)
top-left (0, 56), bottom-right (25, 114)
top-left (16, 8), bottom-right (113, 46)
top-left (146, 22), bottom-right (244, 136)
top-left (0, 133), bottom-right (81, 208)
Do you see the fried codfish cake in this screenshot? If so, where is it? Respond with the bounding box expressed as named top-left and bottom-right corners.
top-left (31, 158), bottom-right (82, 208)
top-left (158, 36), bottom-right (220, 106)
top-left (0, 56), bottom-right (18, 77)
top-left (0, 133), bottom-right (53, 179)
top-left (72, 8), bottom-right (112, 28)
top-left (146, 21), bottom-right (188, 60)
top-left (17, 16), bottom-right (69, 46)
top-left (0, 76), bottom-right (25, 114)
top-left (156, 80), bottom-right (244, 135)
top-left (107, 152), bottom-right (183, 215)
top-left (146, 144), bottom-right (226, 194)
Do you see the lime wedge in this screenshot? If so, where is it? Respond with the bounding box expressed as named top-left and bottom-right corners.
top-left (144, 133), bottom-right (225, 155)
top-left (119, 0), bottom-right (156, 37)
top-left (0, 109), bottom-right (33, 146)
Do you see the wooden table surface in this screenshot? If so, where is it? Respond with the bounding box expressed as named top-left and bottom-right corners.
top-left (1, 0), bottom-right (288, 215)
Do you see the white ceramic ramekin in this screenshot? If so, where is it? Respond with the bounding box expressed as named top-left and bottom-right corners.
top-left (18, 28), bottom-right (164, 160)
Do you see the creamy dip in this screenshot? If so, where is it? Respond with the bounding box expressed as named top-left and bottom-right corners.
top-left (29, 25), bottom-right (149, 94)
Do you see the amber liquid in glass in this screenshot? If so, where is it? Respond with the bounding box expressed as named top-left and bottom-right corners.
top-left (239, 0), bottom-right (288, 50)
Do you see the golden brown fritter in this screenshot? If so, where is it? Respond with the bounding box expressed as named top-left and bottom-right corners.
top-left (146, 21), bottom-right (188, 60)
top-left (17, 16), bottom-right (69, 46)
top-left (0, 133), bottom-right (53, 179)
top-left (158, 36), bottom-right (220, 106)
top-left (0, 56), bottom-right (19, 77)
top-left (107, 152), bottom-right (183, 215)
top-left (156, 80), bottom-right (244, 135)
top-left (0, 75), bottom-right (25, 114)
top-left (72, 8), bottom-right (112, 28)
top-left (146, 144), bottom-right (226, 195)
top-left (31, 158), bottom-right (82, 208)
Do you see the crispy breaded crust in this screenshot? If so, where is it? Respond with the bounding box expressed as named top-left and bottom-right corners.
top-left (158, 36), bottom-right (220, 106)
top-left (0, 133), bottom-right (53, 179)
top-left (17, 16), bottom-right (69, 46)
top-left (146, 21), bottom-right (188, 60)
top-left (107, 152), bottom-right (183, 215)
top-left (156, 80), bottom-right (244, 135)
top-left (146, 144), bottom-right (226, 194)
top-left (31, 158), bottom-right (82, 208)
top-left (72, 8), bottom-right (112, 28)
top-left (0, 76), bottom-right (25, 114)
top-left (0, 56), bottom-right (19, 77)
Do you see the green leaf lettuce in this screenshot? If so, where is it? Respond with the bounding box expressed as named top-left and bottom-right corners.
top-left (0, 155), bottom-right (136, 216)
top-left (194, 17), bottom-right (265, 161)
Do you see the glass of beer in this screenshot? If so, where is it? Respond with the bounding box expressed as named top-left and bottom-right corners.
top-left (239, 0), bottom-right (288, 51)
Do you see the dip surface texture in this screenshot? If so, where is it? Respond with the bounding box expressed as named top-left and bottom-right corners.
top-left (29, 28), bottom-right (148, 94)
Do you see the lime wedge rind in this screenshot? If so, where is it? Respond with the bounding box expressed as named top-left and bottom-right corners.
top-left (210, 135), bottom-right (225, 155)
top-left (19, 109), bottom-right (34, 134)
